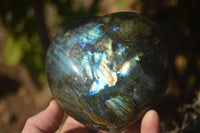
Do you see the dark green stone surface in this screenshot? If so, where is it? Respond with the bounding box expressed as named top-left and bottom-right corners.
top-left (46, 12), bottom-right (168, 132)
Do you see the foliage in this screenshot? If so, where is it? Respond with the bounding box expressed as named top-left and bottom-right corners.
top-left (2, 37), bottom-right (24, 66)
top-left (116, 0), bottom-right (127, 9)
top-left (0, 0), bottom-right (45, 81)
top-left (1, 33), bottom-right (45, 81)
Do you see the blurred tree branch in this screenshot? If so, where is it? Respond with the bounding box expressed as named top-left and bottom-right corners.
top-left (33, 0), bottom-right (49, 53)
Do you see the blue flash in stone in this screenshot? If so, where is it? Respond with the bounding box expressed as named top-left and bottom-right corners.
top-left (132, 87), bottom-right (139, 101)
top-left (112, 26), bottom-right (119, 31)
top-left (105, 97), bottom-right (113, 104)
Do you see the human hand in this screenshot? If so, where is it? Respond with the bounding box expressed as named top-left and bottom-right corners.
top-left (22, 100), bottom-right (160, 133)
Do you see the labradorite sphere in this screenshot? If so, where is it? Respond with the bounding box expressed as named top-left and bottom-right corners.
top-left (46, 12), bottom-right (168, 132)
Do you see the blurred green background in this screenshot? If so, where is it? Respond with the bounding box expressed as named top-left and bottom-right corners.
top-left (0, 0), bottom-right (200, 132)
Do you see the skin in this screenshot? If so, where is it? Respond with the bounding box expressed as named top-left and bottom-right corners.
top-left (22, 100), bottom-right (160, 133)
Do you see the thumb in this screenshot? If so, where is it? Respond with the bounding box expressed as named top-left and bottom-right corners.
top-left (22, 100), bottom-right (64, 133)
top-left (141, 110), bottom-right (160, 133)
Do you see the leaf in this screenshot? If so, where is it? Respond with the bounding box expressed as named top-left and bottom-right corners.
top-left (2, 37), bottom-right (23, 66)
top-left (116, 0), bottom-right (127, 9)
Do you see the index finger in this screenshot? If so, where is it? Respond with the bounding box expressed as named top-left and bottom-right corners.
top-left (22, 100), bottom-right (64, 133)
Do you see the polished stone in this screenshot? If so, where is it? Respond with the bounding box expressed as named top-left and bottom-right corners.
top-left (46, 12), bottom-right (169, 132)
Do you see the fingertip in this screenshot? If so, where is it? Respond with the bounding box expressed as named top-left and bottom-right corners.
top-left (141, 110), bottom-right (160, 133)
top-left (48, 100), bottom-right (64, 116)
top-left (61, 116), bottom-right (88, 133)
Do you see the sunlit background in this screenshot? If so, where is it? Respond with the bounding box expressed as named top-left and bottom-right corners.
top-left (0, 0), bottom-right (200, 132)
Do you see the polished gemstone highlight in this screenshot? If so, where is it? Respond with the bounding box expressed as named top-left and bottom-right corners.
top-left (46, 12), bottom-right (168, 132)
